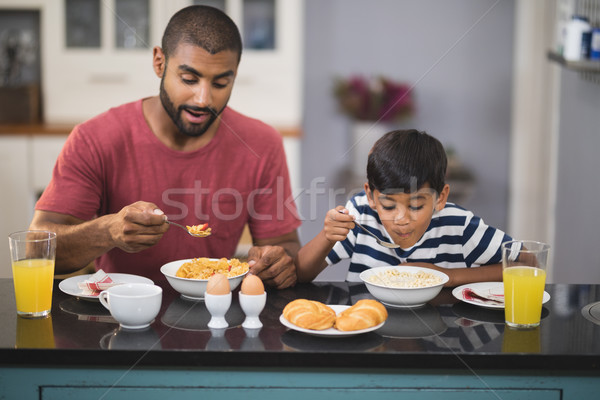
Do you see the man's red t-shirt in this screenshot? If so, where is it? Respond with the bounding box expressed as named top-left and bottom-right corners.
top-left (37, 100), bottom-right (301, 281)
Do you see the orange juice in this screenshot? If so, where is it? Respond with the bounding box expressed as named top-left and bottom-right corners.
top-left (15, 315), bottom-right (55, 348)
top-left (503, 266), bottom-right (546, 328)
top-left (502, 326), bottom-right (541, 353)
top-left (12, 259), bottom-right (55, 316)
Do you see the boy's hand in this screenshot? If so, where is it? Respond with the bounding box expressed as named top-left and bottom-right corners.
top-left (323, 207), bottom-right (355, 243)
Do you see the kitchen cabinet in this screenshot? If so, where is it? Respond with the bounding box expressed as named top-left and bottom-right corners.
top-left (0, 136), bottom-right (30, 276)
top-left (0, 133), bottom-right (68, 278)
top-left (28, 0), bottom-right (303, 130)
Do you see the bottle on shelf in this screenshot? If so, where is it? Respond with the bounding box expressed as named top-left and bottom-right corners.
top-left (563, 15), bottom-right (591, 61)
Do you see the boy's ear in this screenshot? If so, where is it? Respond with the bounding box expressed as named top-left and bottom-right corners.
top-left (364, 183), bottom-right (376, 209)
top-left (435, 184), bottom-right (450, 211)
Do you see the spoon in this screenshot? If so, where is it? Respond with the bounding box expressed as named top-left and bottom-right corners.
top-left (338, 210), bottom-right (400, 249)
top-left (166, 220), bottom-right (211, 237)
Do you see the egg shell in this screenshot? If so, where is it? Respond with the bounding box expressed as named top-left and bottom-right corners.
top-left (206, 273), bottom-right (230, 295)
top-left (241, 274), bottom-right (264, 295)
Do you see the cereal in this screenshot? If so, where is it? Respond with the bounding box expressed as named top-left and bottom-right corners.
top-left (367, 268), bottom-right (443, 288)
top-left (186, 223), bottom-right (211, 237)
top-left (176, 257), bottom-right (248, 279)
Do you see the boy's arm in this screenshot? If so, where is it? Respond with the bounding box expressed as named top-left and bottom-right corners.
top-left (295, 231), bottom-right (333, 282)
top-left (404, 262), bottom-right (502, 288)
top-left (295, 207), bottom-right (355, 282)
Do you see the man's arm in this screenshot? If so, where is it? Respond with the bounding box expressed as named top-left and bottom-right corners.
top-left (29, 202), bottom-right (169, 274)
top-left (247, 230), bottom-right (301, 289)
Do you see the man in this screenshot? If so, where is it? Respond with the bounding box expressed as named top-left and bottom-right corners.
top-left (29, 6), bottom-right (301, 288)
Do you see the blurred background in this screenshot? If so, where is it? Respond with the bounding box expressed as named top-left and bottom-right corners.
top-left (0, 0), bottom-right (598, 283)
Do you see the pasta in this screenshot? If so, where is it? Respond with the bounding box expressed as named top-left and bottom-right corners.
top-left (176, 257), bottom-right (249, 279)
top-left (367, 269), bottom-right (443, 288)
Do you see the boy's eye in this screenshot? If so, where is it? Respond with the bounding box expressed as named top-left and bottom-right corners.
top-left (409, 205), bottom-right (425, 211)
top-left (381, 204), bottom-right (395, 211)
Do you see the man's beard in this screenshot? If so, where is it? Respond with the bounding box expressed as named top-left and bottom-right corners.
top-left (159, 78), bottom-right (222, 138)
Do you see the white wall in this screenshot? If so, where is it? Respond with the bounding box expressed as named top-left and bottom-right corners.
top-left (301, 0), bottom-right (516, 281)
top-left (553, 70), bottom-right (600, 283)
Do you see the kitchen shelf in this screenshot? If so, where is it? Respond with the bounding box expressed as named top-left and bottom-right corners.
top-left (547, 51), bottom-right (600, 84)
top-left (547, 51), bottom-right (600, 72)
top-left (548, 51), bottom-right (600, 73)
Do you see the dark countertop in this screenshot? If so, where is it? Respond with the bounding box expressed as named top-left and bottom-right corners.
top-left (2, 278), bottom-right (600, 371)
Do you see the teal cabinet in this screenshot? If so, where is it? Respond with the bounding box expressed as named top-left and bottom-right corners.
top-left (2, 367), bottom-right (596, 400)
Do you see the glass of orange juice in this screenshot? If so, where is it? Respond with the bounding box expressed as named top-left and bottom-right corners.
top-left (502, 240), bottom-right (550, 329)
top-left (8, 230), bottom-right (57, 318)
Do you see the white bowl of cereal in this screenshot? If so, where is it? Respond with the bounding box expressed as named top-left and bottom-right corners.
top-left (160, 258), bottom-right (249, 301)
top-left (359, 266), bottom-right (449, 308)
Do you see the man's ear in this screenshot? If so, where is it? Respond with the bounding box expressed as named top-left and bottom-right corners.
top-left (435, 184), bottom-right (450, 211)
top-left (364, 183), bottom-right (376, 209)
top-left (152, 46), bottom-right (166, 78)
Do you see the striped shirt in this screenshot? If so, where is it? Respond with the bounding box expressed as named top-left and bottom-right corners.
top-left (326, 191), bottom-right (513, 281)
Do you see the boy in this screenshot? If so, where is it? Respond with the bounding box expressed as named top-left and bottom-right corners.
top-left (295, 129), bottom-right (512, 287)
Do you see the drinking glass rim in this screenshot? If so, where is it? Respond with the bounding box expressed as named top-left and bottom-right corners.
top-left (9, 230), bottom-right (57, 242)
top-left (501, 240), bottom-right (550, 252)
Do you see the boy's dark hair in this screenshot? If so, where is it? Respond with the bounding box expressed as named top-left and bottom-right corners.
top-left (367, 129), bottom-right (447, 194)
top-left (161, 5), bottom-right (242, 63)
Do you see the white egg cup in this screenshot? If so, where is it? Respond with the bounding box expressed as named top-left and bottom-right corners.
top-left (239, 292), bottom-right (267, 329)
top-left (204, 292), bottom-right (232, 329)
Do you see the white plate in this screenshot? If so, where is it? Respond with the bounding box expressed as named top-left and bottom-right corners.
top-left (279, 304), bottom-right (385, 337)
top-left (59, 273), bottom-right (154, 301)
top-left (452, 282), bottom-right (550, 309)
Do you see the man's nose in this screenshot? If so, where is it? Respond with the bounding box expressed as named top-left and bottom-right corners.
top-left (192, 82), bottom-right (212, 107)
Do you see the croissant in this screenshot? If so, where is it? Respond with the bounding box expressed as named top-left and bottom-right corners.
top-left (334, 299), bottom-right (388, 332)
top-left (283, 299), bottom-right (336, 330)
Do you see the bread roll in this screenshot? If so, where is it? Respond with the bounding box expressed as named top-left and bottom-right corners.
top-left (283, 299), bottom-right (336, 330)
top-left (334, 299), bottom-right (388, 332)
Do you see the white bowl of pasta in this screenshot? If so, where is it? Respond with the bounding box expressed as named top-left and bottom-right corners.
top-left (359, 266), bottom-right (449, 308)
top-left (160, 257), bottom-right (249, 300)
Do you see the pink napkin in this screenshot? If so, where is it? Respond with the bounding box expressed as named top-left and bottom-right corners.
top-left (77, 270), bottom-right (120, 296)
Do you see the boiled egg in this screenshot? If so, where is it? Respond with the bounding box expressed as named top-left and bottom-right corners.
top-left (241, 274), bottom-right (264, 295)
top-left (206, 273), bottom-right (230, 295)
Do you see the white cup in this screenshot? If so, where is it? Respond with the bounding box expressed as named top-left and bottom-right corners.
top-left (99, 283), bottom-right (162, 329)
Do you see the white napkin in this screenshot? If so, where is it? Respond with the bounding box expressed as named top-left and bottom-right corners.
top-left (461, 286), bottom-right (504, 305)
top-left (77, 270), bottom-right (120, 296)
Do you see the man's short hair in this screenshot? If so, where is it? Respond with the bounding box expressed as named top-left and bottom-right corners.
top-left (161, 5), bottom-right (242, 63)
top-left (367, 129), bottom-right (447, 194)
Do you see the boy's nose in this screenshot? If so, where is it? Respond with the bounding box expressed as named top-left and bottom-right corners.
top-left (393, 206), bottom-right (411, 224)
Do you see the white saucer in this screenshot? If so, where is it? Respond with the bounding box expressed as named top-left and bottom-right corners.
top-left (452, 282), bottom-right (550, 310)
top-left (279, 305), bottom-right (385, 337)
top-left (59, 273), bottom-right (154, 301)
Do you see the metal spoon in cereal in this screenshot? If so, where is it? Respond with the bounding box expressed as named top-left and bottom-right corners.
top-left (166, 220), bottom-right (212, 237)
top-left (338, 210), bottom-right (399, 249)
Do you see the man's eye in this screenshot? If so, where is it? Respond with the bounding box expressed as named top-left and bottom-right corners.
top-left (213, 81), bottom-right (228, 89)
top-left (182, 77), bottom-right (197, 84)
